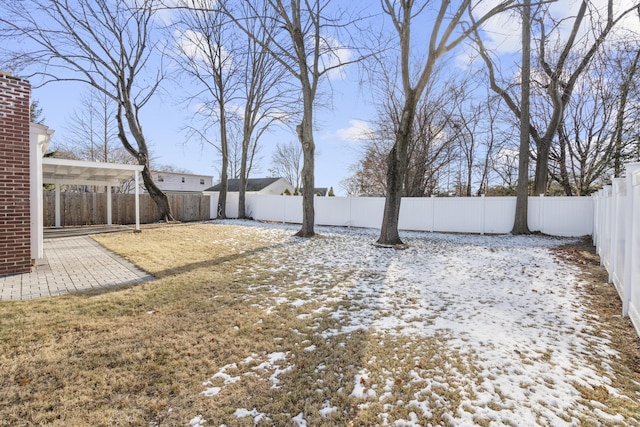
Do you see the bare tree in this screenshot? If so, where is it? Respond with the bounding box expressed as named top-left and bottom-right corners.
top-left (236, 1), bottom-right (293, 218)
top-left (475, 0), bottom-right (640, 197)
top-left (512, 0), bottom-right (531, 234)
top-left (226, 0), bottom-right (367, 237)
top-left (546, 41), bottom-right (640, 195)
top-left (64, 88), bottom-right (124, 163)
top-left (474, 95), bottom-right (506, 196)
top-left (341, 159), bottom-right (387, 196)
top-left (346, 140), bottom-right (390, 197)
top-left (551, 58), bottom-right (614, 196)
top-left (376, 0), bottom-right (517, 246)
top-left (171, 0), bottom-right (240, 219)
top-left (610, 39), bottom-right (640, 176)
top-left (349, 76), bottom-right (470, 199)
top-left (269, 141), bottom-right (303, 190)
top-left (1, 0), bottom-right (174, 220)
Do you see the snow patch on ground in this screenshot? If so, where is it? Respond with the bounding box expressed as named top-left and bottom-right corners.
top-left (194, 221), bottom-right (629, 425)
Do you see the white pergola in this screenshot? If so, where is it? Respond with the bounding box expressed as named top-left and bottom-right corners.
top-left (29, 123), bottom-right (144, 262)
top-left (41, 157), bottom-right (144, 231)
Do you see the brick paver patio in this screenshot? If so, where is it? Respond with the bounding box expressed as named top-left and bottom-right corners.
top-left (0, 236), bottom-right (154, 300)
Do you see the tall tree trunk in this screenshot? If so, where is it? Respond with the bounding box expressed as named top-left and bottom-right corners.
top-left (296, 106), bottom-right (315, 237)
top-left (557, 128), bottom-right (574, 195)
top-left (533, 81), bottom-right (564, 196)
top-left (613, 49), bottom-right (640, 177)
top-left (238, 129), bottom-right (250, 219)
top-left (378, 94), bottom-right (415, 246)
top-left (533, 127), bottom-right (559, 195)
top-left (217, 105), bottom-right (229, 219)
top-left (512, 0), bottom-right (531, 235)
top-left (465, 156), bottom-right (473, 197)
top-left (117, 105), bottom-right (174, 222)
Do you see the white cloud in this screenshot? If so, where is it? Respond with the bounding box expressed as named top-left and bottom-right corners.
top-left (475, 7), bottom-right (522, 55)
top-left (474, 0), bottom-right (640, 57)
top-left (318, 36), bottom-right (353, 80)
top-left (336, 119), bottom-right (372, 142)
top-left (174, 29), bottom-right (233, 73)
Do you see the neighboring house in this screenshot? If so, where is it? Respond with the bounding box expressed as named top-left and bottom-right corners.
top-left (204, 177), bottom-right (294, 219)
top-left (149, 171), bottom-right (213, 193)
top-left (204, 177), bottom-right (294, 195)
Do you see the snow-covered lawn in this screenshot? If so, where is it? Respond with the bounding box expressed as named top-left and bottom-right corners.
top-left (191, 221), bottom-right (639, 426)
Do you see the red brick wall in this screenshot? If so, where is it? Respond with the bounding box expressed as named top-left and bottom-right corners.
top-left (0, 73), bottom-right (32, 275)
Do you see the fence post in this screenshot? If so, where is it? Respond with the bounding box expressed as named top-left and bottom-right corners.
top-left (623, 163), bottom-right (640, 317)
top-left (629, 167), bottom-right (640, 336)
top-left (591, 192), bottom-right (597, 246)
top-left (430, 195), bottom-right (435, 233)
top-left (282, 195), bottom-right (286, 224)
top-left (610, 178), bottom-right (627, 307)
top-left (597, 187), bottom-right (609, 259)
top-left (480, 194), bottom-right (486, 235)
top-left (538, 194), bottom-right (544, 234)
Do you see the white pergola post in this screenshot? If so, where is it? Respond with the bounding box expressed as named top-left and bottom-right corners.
top-left (106, 184), bottom-right (112, 226)
top-left (54, 181), bottom-right (61, 228)
top-left (30, 125), bottom-right (53, 260)
top-left (135, 170), bottom-right (141, 232)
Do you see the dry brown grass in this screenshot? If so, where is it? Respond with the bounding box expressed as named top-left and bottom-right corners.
top-left (0, 224), bottom-right (639, 426)
top-left (553, 238), bottom-right (640, 426)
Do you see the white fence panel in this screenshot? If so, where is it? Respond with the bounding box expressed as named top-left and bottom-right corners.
top-left (216, 194), bottom-right (593, 237)
top-left (534, 196), bottom-right (594, 237)
top-left (485, 197), bottom-right (517, 234)
top-left (610, 179), bottom-right (627, 301)
top-left (208, 192), bottom-right (241, 219)
top-left (283, 196), bottom-right (303, 224)
top-left (592, 162), bottom-right (640, 339)
top-left (246, 194), bottom-right (284, 222)
top-left (595, 186), bottom-right (613, 270)
top-left (225, 193), bottom-right (240, 218)
top-left (398, 197), bottom-right (432, 231)
top-left (626, 166), bottom-right (640, 337)
top-left (432, 198), bottom-right (483, 233)
top-left (315, 196), bottom-right (352, 227)
top-left (350, 198), bottom-right (385, 229)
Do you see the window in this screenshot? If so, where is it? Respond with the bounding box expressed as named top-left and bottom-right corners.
top-left (181, 177), bottom-right (185, 183)
top-left (200, 178), bottom-right (205, 185)
top-left (158, 175), bottom-right (164, 182)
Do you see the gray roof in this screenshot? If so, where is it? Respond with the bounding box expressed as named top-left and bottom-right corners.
top-left (205, 177), bottom-right (282, 192)
top-left (300, 187), bottom-right (328, 195)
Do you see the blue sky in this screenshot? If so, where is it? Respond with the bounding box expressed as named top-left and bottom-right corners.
top-left (32, 58), bottom-right (374, 194)
top-left (28, 0), bottom-right (381, 196)
top-left (26, 0), bottom-right (639, 195)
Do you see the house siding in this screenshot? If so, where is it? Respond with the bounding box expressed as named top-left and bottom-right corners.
top-left (257, 178), bottom-right (294, 195)
top-left (152, 172), bottom-right (213, 193)
top-left (0, 73), bottom-right (32, 275)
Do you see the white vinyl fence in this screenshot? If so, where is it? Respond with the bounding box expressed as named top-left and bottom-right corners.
top-left (592, 162), bottom-right (640, 338)
top-left (211, 193), bottom-right (593, 237)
